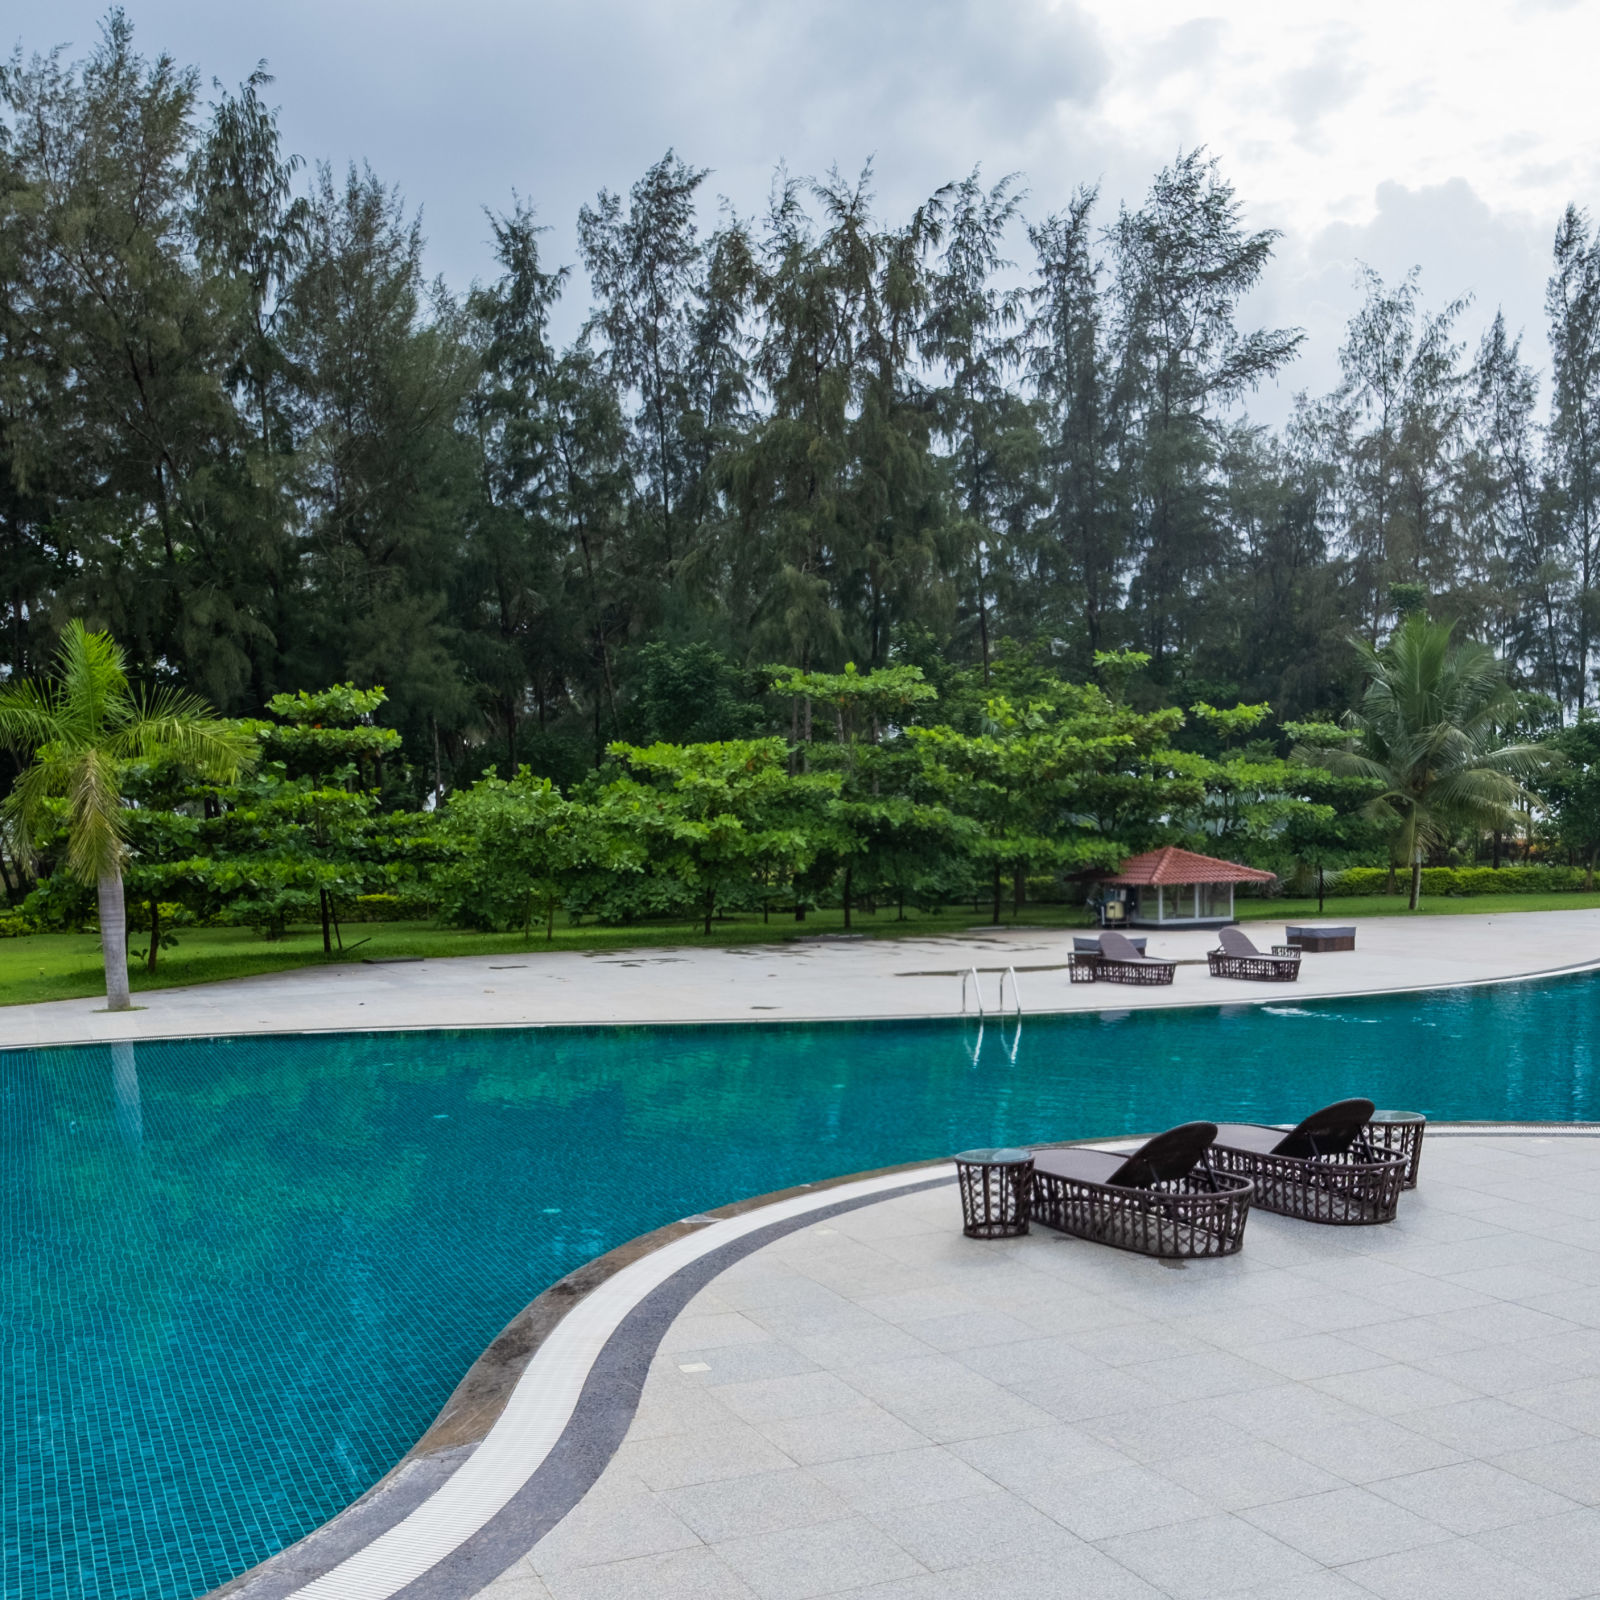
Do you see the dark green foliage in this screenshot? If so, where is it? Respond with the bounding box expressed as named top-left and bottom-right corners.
top-left (6, 13), bottom-right (1600, 903)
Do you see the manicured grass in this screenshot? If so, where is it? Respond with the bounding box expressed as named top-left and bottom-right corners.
top-left (6, 890), bottom-right (1600, 1008)
top-left (1234, 892), bottom-right (1600, 922)
top-left (0, 904), bottom-right (1090, 1008)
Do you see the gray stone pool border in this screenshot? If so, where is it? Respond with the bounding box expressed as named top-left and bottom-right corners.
top-left (206, 1158), bottom-right (956, 1600)
top-left (205, 1120), bottom-right (1600, 1600)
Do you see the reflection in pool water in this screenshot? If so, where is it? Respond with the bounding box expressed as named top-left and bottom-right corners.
top-left (3, 971), bottom-right (1597, 1598)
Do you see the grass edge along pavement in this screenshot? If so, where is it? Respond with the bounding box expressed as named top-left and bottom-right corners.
top-left (5, 891), bottom-right (1600, 1008)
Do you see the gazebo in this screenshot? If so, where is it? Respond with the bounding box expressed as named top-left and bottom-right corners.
top-left (1096, 846), bottom-right (1276, 930)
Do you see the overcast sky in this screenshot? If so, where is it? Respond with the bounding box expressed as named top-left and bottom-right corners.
top-left (22, 0), bottom-right (1600, 420)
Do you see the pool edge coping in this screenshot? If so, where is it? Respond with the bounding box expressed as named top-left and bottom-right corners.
top-left (202, 1154), bottom-right (957, 1600)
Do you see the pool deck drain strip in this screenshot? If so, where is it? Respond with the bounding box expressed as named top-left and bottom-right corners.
top-left (214, 1166), bottom-right (954, 1600)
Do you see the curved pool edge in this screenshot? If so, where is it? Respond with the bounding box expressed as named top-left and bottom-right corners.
top-left (19, 947), bottom-right (1600, 1058)
top-left (203, 1118), bottom-right (1600, 1600)
top-left (202, 1153), bottom-right (958, 1600)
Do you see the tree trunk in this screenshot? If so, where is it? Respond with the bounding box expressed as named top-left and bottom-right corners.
top-left (1408, 854), bottom-right (1422, 912)
top-left (1317, 866), bottom-right (1325, 916)
top-left (112, 1040), bottom-right (142, 1149)
top-left (843, 866), bottom-right (853, 931)
top-left (1492, 830), bottom-right (1502, 869)
top-left (704, 889), bottom-right (714, 937)
top-left (146, 898), bottom-right (161, 973)
top-left (319, 887), bottom-right (332, 955)
top-left (1588, 847), bottom-right (1595, 892)
top-left (991, 863), bottom-right (1002, 926)
top-left (98, 869), bottom-right (132, 1011)
top-left (1385, 860), bottom-right (1397, 894)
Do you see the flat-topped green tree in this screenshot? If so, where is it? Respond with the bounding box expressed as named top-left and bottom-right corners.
top-left (597, 738), bottom-right (835, 934)
top-left (0, 622), bottom-right (254, 1008)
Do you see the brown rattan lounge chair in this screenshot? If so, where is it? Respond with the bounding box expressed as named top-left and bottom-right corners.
top-left (1029, 1122), bottom-right (1253, 1258)
top-left (1207, 1098), bottom-right (1405, 1224)
top-left (1082, 929), bottom-right (1177, 986)
top-left (1208, 925), bottom-right (1301, 983)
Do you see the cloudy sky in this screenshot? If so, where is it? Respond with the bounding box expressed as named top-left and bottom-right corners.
top-left (25, 0), bottom-right (1600, 418)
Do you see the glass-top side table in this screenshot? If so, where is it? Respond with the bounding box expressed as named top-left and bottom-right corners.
top-left (1363, 1111), bottom-right (1426, 1190)
top-left (953, 1147), bottom-right (1035, 1238)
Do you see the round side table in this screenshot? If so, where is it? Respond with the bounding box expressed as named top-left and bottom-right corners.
top-left (954, 1148), bottom-right (1035, 1238)
top-left (1364, 1111), bottom-right (1426, 1190)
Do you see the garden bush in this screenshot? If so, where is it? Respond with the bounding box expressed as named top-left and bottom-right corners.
top-left (1333, 864), bottom-right (1593, 896)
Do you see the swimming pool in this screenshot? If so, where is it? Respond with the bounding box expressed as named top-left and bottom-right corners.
top-left (4, 971), bottom-right (1598, 1599)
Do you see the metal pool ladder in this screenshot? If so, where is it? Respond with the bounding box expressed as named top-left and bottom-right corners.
top-left (998, 966), bottom-right (1022, 1018)
top-left (961, 966), bottom-right (985, 1016)
top-left (962, 966), bottom-right (1023, 1017)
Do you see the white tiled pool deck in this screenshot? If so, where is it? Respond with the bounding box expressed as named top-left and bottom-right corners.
top-left (7, 908), bottom-right (1600, 1048)
top-left (474, 1135), bottom-right (1600, 1600)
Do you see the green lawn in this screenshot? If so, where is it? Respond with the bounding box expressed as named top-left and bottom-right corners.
top-left (1234, 892), bottom-right (1600, 922)
top-left (0, 904), bottom-right (1076, 1008)
top-left (6, 890), bottom-right (1600, 1008)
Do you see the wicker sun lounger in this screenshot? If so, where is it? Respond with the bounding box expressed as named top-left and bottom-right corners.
top-left (1207, 925), bottom-right (1301, 983)
top-left (1208, 1098), bottom-right (1405, 1224)
top-left (1029, 1122), bottom-right (1253, 1258)
top-left (1080, 929), bottom-right (1177, 986)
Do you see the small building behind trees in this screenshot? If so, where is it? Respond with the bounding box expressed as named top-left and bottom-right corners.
top-left (1096, 846), bottom-right (1276, 929)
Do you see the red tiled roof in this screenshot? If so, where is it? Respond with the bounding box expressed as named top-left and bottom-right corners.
top-left (1101, 846), bottom-right (1277, 887)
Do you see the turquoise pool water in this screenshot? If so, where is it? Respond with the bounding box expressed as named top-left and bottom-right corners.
top-left (4, 972), bottom-right (1599, 1598)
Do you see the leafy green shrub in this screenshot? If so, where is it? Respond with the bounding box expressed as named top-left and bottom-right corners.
top-left (21, 875), bottom-right (97, 931)
top-left (0, 911), bottom-right (29, 937)
top-left (1333, 864), bottom-right (1591, 896)
top-left (349, 891), bottom-right (434, 922)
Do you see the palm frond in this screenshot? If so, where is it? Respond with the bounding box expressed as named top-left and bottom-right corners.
top-left (114, 686), bottom-right (258, 780)
top-left (55, 620), bottom-right (129, 743)
top-left (0, 678), bottom-right (63, 756)
top-left (62, 747), bottom-right (128, 884)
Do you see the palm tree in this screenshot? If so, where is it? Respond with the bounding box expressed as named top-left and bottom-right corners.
top-left (1296, 613), bottom-right (1551, 910)
top-left (0, 622), bottom-right (255, 1010)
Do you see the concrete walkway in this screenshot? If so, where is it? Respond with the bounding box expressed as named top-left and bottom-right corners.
top-left (5, 909), bottom-right (1600, 1049)
top-left (475, 1134), bottom-right (1600, 1600)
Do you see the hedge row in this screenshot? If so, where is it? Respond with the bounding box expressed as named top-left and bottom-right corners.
top-left (1333, 865), bottom-right (1596, 896)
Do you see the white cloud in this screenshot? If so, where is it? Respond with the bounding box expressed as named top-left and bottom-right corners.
top-left (24, 0), bottom-right (1600, 415)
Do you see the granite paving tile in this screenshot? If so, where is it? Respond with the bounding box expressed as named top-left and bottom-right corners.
top-left (864, 1491), bottom-right (1068, 1571)
top-left (809, 1446), bottom-right (1002, 1515)
top-left (712, 1515), bottom-right (927, 1600)
top-left (1337, 1537), bottom-right (1579, 1600)
top-left (1492, 1432), bottom-right (1600, 1502)
top-left (657, 1466), bottom-right (853, 1543)
top-left (1238, 1485), bottom-right (1451, 1565)
top-left (1366, 1458), bottom-right (1580, 1534)
top-left (1095, 1511), bottom-right (1321, 1600)
top-left (537, 1546), bottom-right (759, 1600)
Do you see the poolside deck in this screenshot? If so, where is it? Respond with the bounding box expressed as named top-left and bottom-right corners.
top-left (7, 907), bottom-right (1600, 1048)
top-left (227, 1132), bottom-right (1600, 1600)
top-left (466, 1133), bottom-right (1600, 1600)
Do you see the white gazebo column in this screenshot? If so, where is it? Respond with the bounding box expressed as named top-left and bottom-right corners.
top-left (1157, 885), bottom-right (1164, 924)
top-left (1228, 883), bottom-right (1235, 922)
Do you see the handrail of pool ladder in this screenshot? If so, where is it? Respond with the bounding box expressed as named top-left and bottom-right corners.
top-left (960, 967), bottom-right (985, 1017)
top-left (998, 966), bottom-right (1022, 1017)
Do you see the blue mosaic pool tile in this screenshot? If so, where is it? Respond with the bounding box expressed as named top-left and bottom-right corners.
top-left (2, 980), bottom-right (1596, 1596)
